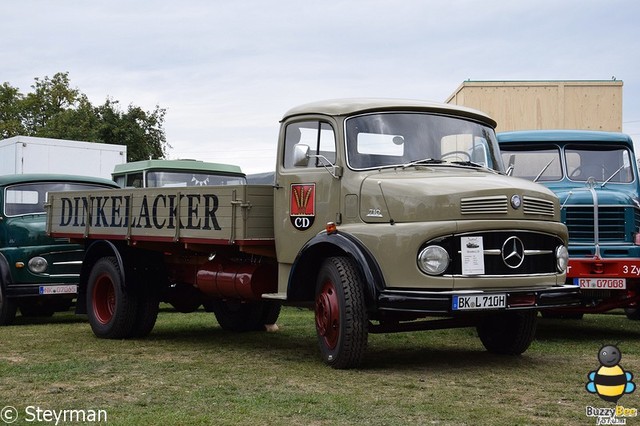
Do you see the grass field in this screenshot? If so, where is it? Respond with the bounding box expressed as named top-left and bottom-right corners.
top-left (1, 307), bottom-right (639, 425)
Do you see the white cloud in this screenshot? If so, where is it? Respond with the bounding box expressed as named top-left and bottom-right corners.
top-left (1, 0), bottom-right (639, 172)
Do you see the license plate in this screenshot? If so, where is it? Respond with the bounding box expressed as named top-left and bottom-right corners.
top-left (573, 278), bottom-right (626, 289)
top-left (39, 285), bottom-right (77, 295)
top-left (452, 294), bottom-right (506, 310)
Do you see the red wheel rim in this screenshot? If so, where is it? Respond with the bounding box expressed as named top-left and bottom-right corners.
top-left (315, 280), bottom-right (340, 350)
top-left (92, 273), bottom-right (116, 325)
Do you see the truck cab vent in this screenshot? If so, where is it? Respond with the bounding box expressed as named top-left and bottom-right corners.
top-left (461, 195), bottom-right (507, 214)
top-left (522, 196), bottom-right (555, 217)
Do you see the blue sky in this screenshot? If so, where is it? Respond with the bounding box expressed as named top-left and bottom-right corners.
top-left (2, 0), bottom-right (639, 173)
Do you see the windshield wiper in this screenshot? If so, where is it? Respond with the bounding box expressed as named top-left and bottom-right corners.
top-left (534, 159), bottom-right (554, 182)
top-left (601, 165), bottom-right (625, 188)
top-left (450, 160), bottom-right (484, 168)
top-left (402, 158), bottom-right (444, 168)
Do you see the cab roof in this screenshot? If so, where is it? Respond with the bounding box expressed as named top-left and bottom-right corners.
top-left (113, 159), bottom-right (245, 176)
top-left (282, 98), bottom-right (497, 128)
top-left (0, 173), bottom-right (119, 187)
top-left (497, 130), bottom-right (633, 146)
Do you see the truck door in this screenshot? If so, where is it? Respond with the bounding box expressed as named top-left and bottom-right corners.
top-left (274, 120), bottom-right (340, 266)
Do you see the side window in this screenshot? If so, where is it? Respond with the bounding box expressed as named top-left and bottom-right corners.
top-left (283, 121), bottom-right (336, 169)
top-left (126, 173), bottom-right (143, 188)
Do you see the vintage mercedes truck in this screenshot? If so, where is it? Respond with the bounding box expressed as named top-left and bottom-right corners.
top-left (498, 130), bottom-right (640, 319)
top-left (0, 174), bottom-right (119, 324)
top-left (46, 99), bottom-right (579, 368)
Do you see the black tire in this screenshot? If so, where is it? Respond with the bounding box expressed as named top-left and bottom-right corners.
top-left (0, 284), bottom-right (17, 325)
top-left (625, 307), bottom-right (640, 320)
top-left (19, 305), bottom-right (55, 317)
top-left (261, 301), bottom-right (282, 325)
top-left (211, 300), bottom-right (271, 332)
top-left (130, 288), bottom-right (159, 338)
top-left (86, 257), bottom-right (138, 339)
top-left (477, 311), bottom-right (537, 355)
top-left (540, 310), bottom-right (584, 320)
top-left (315, 257), bottom-right (368, 369)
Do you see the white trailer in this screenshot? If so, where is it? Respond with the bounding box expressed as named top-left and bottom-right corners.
top-left (0, 136), bottom-right (126, 179)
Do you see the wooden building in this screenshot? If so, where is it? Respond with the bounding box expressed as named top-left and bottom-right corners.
top-left (445, 80), bottom-right (623, 132)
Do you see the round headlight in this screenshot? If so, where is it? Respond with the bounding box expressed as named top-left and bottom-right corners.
top-left (28, 256), bottom-right (48, 274)
top-left (417, 245), bottom-right (450, 275)
top-left (556, 245), bottom-right (569, 273)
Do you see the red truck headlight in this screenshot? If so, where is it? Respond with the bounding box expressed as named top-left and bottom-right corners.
top-left (555, 245), bottom-right (568, 273)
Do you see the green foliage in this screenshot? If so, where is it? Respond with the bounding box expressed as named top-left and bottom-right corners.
top-left (0, 72), bottom-right (169, 162)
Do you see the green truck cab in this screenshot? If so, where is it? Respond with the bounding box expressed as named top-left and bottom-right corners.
top-left (112, 159), bottom-right (246, 188)
top-left (0, 174), bottom-right (119, 324)
top-left (498, 130), bottom-right (640, 318)
top-left (47, 99), bottom-right (579, 368)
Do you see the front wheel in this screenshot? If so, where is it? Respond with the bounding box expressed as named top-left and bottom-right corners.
top-left (87, 257), bottom-right (138, 339)
top-left (0, 284), bottom-right (17, 325)
top-left (315, 257), bottom-right (368, 369)
top-left (625, 307), bottom-right (640, 320)
top-left (477, 311), bottom-right (537, 355)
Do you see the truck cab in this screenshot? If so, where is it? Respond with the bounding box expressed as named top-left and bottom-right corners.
top-left (0, 174), bottom-right (119, 324)
top-left (497, 130), bottom-right (640, 318)
top-left (112, 159), bottom-right (246, 188)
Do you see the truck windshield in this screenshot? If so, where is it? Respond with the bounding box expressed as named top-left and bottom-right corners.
top-left (501, 146), bottom-right (563, 182)
top-left (4, 182), bottom-right (115, 217)
top-left (345, 112), bottom-right (502, 171)
top-left (144, 171), bottom-right (247, 188)
top-left (565, 145), bottom-right (634, 183)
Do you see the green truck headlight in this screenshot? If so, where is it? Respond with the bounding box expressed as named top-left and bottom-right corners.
top-left (417, 245), bottom-right (449, 275)
top-left (556, 245), bottom-right (569, 273)
top-left (28, 256), bottom-right (48, 273)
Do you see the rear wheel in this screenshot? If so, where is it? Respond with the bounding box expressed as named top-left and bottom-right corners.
top-left (130, 286), bottom-right (159, 338)
top-left (211, 300), bottom-right (280, 331)
top-left (87, 257), bottom-right (138, 339)
top-left (315, 257), bottom-right (368, 369)
top-left (540, 310), bottom-right (584, 320)
top-left (625, 307), bottom-right (640, 320)
top-left (477, 311), bottom-right (537, 355)
top-left (0, 284), bottom-right (17, 325)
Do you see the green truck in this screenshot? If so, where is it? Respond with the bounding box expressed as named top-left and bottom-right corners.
top-left (46, 99), bottom-right (579, 368)
top-left (0, 174), bottom-right (119, 324)
top-left (112, 159), bottom-right (246, 188)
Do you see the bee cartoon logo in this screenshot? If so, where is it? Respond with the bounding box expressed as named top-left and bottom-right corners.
top-left (586, 344), bottom-right (635, 403)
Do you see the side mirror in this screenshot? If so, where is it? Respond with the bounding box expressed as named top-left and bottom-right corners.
top-left (293, 144), bottom-right (311, 167)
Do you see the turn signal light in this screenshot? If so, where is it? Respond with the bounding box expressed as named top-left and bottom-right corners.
top-left (326, 222), bottom-right (337, 234)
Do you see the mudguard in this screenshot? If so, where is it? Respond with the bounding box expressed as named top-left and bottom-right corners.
top-left (0, 253), bottom-right (12, 291)
top-left (288, 231), bottom-right (385, 309)
top-left (76, 240), bottom-right (126, 314)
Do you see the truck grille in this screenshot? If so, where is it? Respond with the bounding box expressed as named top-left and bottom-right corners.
top-left (565, 206), bottom-right (626, 242)
top-left (436, 231), bottom-right (562, 276)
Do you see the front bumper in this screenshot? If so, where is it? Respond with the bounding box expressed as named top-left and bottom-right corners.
top-left (377, 285), bottom-right (580, 315)
top-left (6, 282), bottom-right (78, 298)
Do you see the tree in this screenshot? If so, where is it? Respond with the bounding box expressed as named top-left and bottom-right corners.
top-left (0, 72), bottom-right (169, 162)
top-left (0, 82), bottom-right (25, 138)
